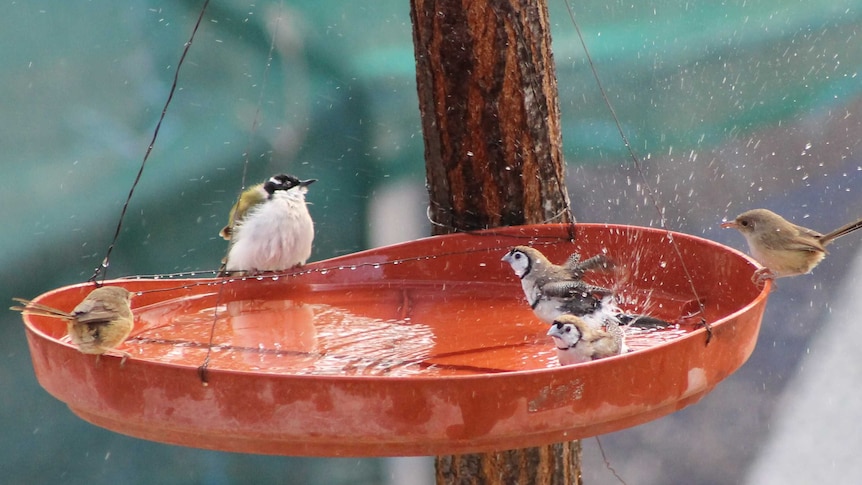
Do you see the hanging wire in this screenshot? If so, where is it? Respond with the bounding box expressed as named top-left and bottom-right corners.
top-left (562, 0), bottom-right (711, 342)
top-left (89, 0), bottom-right (212, 285)
top-left (595, 436), bottom-right (628, 485)
top-left (199, 2), bottom-right (285, 384)
top-left (90, 1), bottom-right (711, 379)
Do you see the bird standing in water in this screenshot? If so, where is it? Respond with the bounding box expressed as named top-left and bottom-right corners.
top-left (501, 245), bottom-right (670, 329)
top-left (220, 174), bottom-right (316, 274)
top-left (547, 314), bottom-right (624, 365)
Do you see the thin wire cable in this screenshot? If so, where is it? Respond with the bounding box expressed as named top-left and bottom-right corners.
top-left (199, 3), bottom-right (285, 384)
top-left (237, 5), bottom-right (283, 193)
top-left (595, 436), bottom-right (628, 485)
top-left (562, 0), bottom-right (711, 341)
top-left (89, 0), bottom-right (212, 285)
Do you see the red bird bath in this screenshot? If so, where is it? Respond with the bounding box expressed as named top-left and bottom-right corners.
top-left (19, 224), bottom-right (769, 456)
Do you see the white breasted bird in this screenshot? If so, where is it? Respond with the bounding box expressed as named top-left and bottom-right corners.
top-left (11, 286), bottom-right (134, 363)
top-left (547, 314), bottom-right (624, 365)
top-left (502, 245), bottom-right (670, 329)
top-left (220, 174), bottom-right (316, 274)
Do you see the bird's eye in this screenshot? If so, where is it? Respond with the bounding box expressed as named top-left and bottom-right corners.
top-left (740, 219), bottom-right (749, 227)
top-left (513, 252), bottom-right (522, 260)
top-left (564, 326), bottom-right (572, 333)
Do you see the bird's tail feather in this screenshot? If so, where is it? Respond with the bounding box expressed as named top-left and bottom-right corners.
top-left (618, 314), bottom-right (671, 329)
top-left (821, 217), bottom-right (862, 245)
top-left (10, 298), bottom-right (73, 319)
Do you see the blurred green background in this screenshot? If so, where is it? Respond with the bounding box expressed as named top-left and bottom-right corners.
top-left (3, 1), bottom-right (862, 484)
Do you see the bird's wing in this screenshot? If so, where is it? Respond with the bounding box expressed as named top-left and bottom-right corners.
top-left (72, 299), bottom-right (127, 326)
top-left (219, 202), bottom-right (240, 240)
top-left (566, 254), bottom-right (614, 276)
top-left (541, 280), bottom-right (613, 298)
top-left (74, 312), bottom-right (118, 326)
top-left (779, 232), bottom-right (827, 253)
top-left (617, 313), bottom-right (671, 328)
top-left (220, 184), bottom-right (266, 240)
top-left (562, 252), bottom-right (581, 268)
top-left (588, 337), bottom-right (619, 359)
top-left (581, 328), bottom-right (620, 359)
top-left (540, 280), bottom-right (587, 298)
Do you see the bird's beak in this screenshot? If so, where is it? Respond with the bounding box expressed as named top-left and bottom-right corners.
top-left (501, 253), bottom-right (511, 263)
top-left (300, 179), bottom-right (317, 187)
top-left (720, 220), bottom-right (737, 229)
top-left (546, 324), bottom-right (561, 337)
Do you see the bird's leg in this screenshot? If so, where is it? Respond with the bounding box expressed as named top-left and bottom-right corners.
top-left (99, 349), bottom-right (132, 366)
top-left (752, 267), bottom-right (775, 287)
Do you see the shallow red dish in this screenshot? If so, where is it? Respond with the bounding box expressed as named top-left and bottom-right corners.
top-left (20, 224), bottom-right (768, 456)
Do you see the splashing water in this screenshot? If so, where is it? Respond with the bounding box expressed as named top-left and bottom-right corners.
top-left (124, 282), bottom-right (700, 377)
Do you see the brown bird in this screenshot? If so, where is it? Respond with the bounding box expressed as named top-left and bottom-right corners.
top-left (547, 314), bottom-right (624, 365)
top-left (722, 208), bottom-right (862, 283)
top-left (11, 286), bottom-right (135, 364)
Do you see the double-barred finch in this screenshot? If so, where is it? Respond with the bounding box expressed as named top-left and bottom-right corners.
top-left (501, 245), bottom-right (613, 324)
top-left (11, 286), bottom-right (134, 364)
top-left (722, 208), bottom-right (862, 283)
top-left (501, 245), bottom-right (670, 329)
top-left (220, 174), bottom-right (316, 275)
top-left (547, 314), bottom-right (624, 365)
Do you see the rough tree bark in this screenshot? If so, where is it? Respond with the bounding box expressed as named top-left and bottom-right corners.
top-left (410, 1), bottom-right (580, 484)
top-left (411, 0), bottom-right (572, 236)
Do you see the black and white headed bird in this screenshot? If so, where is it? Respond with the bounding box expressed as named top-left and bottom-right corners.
top-left (547, 314), bottom-right (624, 365)
top-left (220, 174), bottom-right (316, 274)
top-left (501, 245), bottom-right (670, 329)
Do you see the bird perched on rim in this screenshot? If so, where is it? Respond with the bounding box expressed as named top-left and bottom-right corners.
top-left (501, 245), bottom-right (670, 329)
top-left (11, 286), bottom-right (134, 364)
top-left (722, 208), bottom-right (862, 284)
top-left (547, 314), bottom-right (624, 365)
top-left (220, 173), bottom-right (316, 275)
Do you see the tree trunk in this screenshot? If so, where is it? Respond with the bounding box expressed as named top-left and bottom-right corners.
top-left (410, 1), bottom-right (580, 484)
top-left (436, 442), bottom-right (582, 485)
top-left (411, 0), bottom-right (572, 236)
